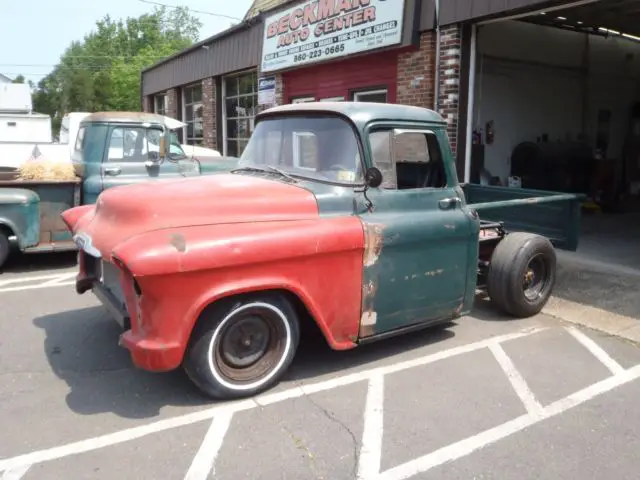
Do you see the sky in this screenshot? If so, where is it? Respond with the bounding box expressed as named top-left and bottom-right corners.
top-left (1, 0), bottom-right (254, 83)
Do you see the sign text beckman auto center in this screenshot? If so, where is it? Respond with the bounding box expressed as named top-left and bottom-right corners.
top-left (260, 0), bottom-right (406, 73)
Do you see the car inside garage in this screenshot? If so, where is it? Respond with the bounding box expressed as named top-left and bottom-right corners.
top-left (467, 0), bottom-right (640, 271)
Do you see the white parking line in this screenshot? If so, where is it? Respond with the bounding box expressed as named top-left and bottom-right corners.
top-left (489, 343), bottom-right (544, 416)
top-left (0, 272), bottom-right (76, 287)
top-left (2, 324), bottom-right (634, 480)
top-left (0, 281), bottom-right (76, 294)
top-left (0, 272), bottom-right (77, 294)
top-left (378, 364), bottom-right (640, 480)
top-left (357, 375), bottom-right (385, 480)
top-left (184, 413), bottom-right (233, 480)
top-left (566, 326), bottom-right (625, 376)
top-left (0, 464), bottom-right (30, 480)
top-left (0, 328), bottom-right (543, 473)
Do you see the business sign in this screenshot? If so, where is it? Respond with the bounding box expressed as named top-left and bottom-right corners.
top-left (260, 0), bottom-right (405, 73)
top-left (258, 75), bottom-right (277, 106)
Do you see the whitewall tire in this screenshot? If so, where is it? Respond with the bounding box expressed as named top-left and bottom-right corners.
top-left (183, 293), bottom-right (301, 400)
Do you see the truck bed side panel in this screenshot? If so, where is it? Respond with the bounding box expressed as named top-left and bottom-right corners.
top-left (463, 184), bottom-right (581, 251)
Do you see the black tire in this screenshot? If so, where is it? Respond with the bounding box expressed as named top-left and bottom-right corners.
top-left (183, 292), bottom-right (301, 400)
top-left (0, 231), bottom-right (10, 271)
top-left (487, 232), bottom-right (556, 318)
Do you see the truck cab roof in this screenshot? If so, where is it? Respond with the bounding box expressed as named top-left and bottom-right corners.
top-left (80, 112), bottom-right (181, 128)
top-left (258, 102), bottom-right (448, 129)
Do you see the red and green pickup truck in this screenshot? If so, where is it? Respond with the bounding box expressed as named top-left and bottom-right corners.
top-left (62, 102), bottom-right (581, 400)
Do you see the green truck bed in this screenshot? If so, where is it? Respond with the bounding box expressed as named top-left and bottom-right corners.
top-left (463, 184), bottom-right (582, 252)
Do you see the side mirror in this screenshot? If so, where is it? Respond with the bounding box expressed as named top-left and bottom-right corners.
top-left (364, 167), bottom-right (383, 188)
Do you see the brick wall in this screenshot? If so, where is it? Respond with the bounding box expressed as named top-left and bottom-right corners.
top-left (202, 77), bottom-right (217, 150)
top-left (397, 32), bottom-right (435, 109)
top-left (438, 25), bottom-right (462, 155)
top-left (167, 88), bottom-right (178, 120)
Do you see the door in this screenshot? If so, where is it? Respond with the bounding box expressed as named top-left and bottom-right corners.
top-left (100, 125), bottom-right (187, 192)
top-left (358, 127), bottom-right (477, 337)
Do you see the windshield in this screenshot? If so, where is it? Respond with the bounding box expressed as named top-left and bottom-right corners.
top-left (237, 115), bottom-right (363, 184)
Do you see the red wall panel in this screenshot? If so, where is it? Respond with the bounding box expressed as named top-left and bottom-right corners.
top-left (283, 51), bottom-right (398, 103)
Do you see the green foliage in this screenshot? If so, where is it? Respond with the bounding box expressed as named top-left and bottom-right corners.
top-left (33, 6), bottom-right (202, 136)
top-left (11, 75), bottom-right (26, 84)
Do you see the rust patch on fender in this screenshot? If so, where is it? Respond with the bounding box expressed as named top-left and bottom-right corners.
top-left (363, 223), bottom-right (385, 267)
top-left (169, 233), bottom-right (186, 253)
top-left (360, 278), bottom-right (378, 337)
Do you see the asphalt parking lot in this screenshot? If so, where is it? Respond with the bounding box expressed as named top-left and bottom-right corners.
top-left (2, 256), bottom-right (640, 480)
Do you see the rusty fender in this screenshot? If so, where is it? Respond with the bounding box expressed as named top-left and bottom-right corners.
top-left (111, 217), bottom-right (367, 350)
top-left (61, 204), bottom-right (96, 233)
top-left (360, 222), bottom-right (385, 337)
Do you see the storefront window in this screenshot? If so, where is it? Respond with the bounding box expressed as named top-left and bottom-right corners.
top-left (354, 89), bottom-right (388, 103)
top-left (224, 71), bottom-right (258, 157)
top-left (183, 84), bottom-right (204, 145)
top-left (154, 94), bottom-right (167, 115)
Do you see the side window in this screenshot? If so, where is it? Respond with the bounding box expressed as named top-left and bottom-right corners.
top-left (107, 127), bottom-right (161, 163)
top-left (369, 129), bottom-right (447, 190)
top-left (293, 132), bottom-right (318, 170)
top-left (369, 130), bottom-right (396, 189)
top-left (73, 127), bottom-right (87, 155)
top-left (74, 126), bottom-right (86, 154)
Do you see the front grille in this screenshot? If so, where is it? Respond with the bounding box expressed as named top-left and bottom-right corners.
top-left (101, 260), bottom-right (126, 306)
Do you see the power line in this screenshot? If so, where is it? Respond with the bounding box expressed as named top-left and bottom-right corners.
top-left (138, 0), bottom-right (243, 21)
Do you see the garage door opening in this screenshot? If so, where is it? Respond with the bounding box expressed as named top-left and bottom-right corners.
top-left (466, 0), bottom-right (640, 273)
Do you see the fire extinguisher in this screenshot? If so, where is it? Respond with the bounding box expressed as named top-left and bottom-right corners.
top-left (486, 120), bottom-right (495, 145)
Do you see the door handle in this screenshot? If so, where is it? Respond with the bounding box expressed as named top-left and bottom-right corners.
top-left (104, 167), bottom-right (121, 176)
top-left (438, 197), bottom-right (461, 210)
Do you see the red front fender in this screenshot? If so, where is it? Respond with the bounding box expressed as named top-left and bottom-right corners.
top-left (61, 204), bottom-right (95, 233)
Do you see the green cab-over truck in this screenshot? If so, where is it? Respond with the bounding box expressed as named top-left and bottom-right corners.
top-left (0, 112), bottom-right (237, 269)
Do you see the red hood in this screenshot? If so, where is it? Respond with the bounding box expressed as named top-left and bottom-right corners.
top-left (71, 173), bottom-right (320, 256)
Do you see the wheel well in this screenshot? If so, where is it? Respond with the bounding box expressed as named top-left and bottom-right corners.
top-left (191, 288), bottom-right (328, 346)
top-left (0, 223), bottom-right (14, 239)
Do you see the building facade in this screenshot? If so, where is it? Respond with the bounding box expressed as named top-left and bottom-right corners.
top-left (141, 0), bottom-right (604, 177)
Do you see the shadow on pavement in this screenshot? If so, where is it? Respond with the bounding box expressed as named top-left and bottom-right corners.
top-left (1, 250), bottom-right (77, 275)
top-left (549, 213), bottom-right (640, 320)
top-left (33, 305), bottom-right (456, 418)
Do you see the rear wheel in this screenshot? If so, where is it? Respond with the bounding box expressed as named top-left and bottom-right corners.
top-left (487, 232), bottom-right (556, 318)
top-left (183, 293), bottom-right (300, 400)
top-left (0, 231), bottom-right (10, 270)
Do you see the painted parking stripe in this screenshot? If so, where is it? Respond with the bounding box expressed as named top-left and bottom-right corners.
top-left (183, 413), bottom-right (233, 480)
top-left (0, 464), bottom-right (30, 480)
top-left (0, 272), bottom-right (76, 287)
top-left (0, 281), bottom-right (76, 294)
top-left (357, 375), bottom-right (384, 480)
top-left (566, 326), bottom-right (625, 376)
top-left (378, 363), bottom-right (640, 480)
top-left (0, 328), bottom-right (544, 473)
top-left (489, 343), bottom-right (544, 416)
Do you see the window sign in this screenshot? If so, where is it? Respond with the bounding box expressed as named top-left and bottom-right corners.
top-left (260, 0), bottom-right (406, 73)
top-left (258, 76), bottom-right (277, 107)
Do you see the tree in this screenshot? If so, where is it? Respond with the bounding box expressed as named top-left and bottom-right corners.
top-left (32, 6), bottom-right (202, 136)
top-left (12, 74), bottom-right (25, 84)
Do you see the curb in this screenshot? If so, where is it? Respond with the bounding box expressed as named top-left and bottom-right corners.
top-left (543, 296), bottom-right (640, 346)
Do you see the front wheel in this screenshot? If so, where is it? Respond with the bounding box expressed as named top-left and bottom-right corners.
top-left (487, 232), bottom-right (556, 318)
top-left (183, 293), bottom-right (300, 400)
